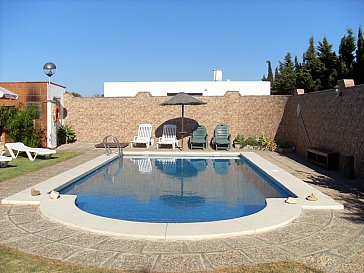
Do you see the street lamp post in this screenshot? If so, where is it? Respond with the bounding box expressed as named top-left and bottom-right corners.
top-left (43, 62), bottom-right (57, 148)
top-left (43, 62), bottom-right (56, 84)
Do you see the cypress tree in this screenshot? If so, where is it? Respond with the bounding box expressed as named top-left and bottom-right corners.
top-left (338, 28), bottom-right (356, 79)
top-left (302, 36), bottom-right (324, 92)
top-left (267, 60), bottom-right (274, 86)
top-left (318, 37), bottom-right (338, 89)
top-left (274, 53), bottom-right (296, 94)
top-left (262, 61), bottom-right (274, 83)
top-left (355, 25), bottom-right (364, 84)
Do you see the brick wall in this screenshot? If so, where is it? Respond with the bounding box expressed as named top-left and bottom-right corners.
top-left (63, 91), bottom-right (289, 145)
top-left (0, 82), bottom-right (48, 129)
top-left (277, 85), bottom-right (364, 177)
top-left (63, 85), bottom-right (364, 177)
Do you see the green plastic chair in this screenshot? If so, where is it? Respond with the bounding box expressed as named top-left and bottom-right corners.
top-left (189, 125), bottom-right (208, 149)
top-left (212, 123), bottom-right (231, 150)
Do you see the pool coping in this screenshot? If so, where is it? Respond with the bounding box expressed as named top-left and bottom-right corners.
top-left (1, 151), bottom-right (344, 240)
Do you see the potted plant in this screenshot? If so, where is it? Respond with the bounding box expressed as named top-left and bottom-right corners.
top-left (57, 125), bottom-right (76, 145)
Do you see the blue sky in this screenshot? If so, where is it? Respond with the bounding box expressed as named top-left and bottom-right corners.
top-left (0, 0), bottom-right (363, 96)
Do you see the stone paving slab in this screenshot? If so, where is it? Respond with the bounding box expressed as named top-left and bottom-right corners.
top-left (0, 142), bottom-right (363, 272)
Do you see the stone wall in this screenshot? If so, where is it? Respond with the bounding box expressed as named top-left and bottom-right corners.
top-left (64, 85), bottom-right (364, 177)
top-left (63, 92), bottom-right (289, 146)
top-left (277, 85), bottom-right (364, 177)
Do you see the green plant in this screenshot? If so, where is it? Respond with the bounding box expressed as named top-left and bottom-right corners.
top-left (234, 134), bottom-right (246, 148)
top-left (4, 106), bottom-right (42, 147)
top-left (58, 125), bottom-right (76, 144)
top-left (257, 132), bottom-right (277, 151)
top-left (0, 106), bottom-right (17, 130)
top-left (245, 136), bottom-right (259, 146)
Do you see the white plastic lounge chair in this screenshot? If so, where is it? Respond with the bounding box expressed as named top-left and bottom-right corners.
top-left (155, 158), bottom-right (176, 174)
top-left (5, 142), bottom-right (56, 161)
top-left (156, 124), bottom-right (179, 150)
top-left (137, 158), bottom-right (152, 173)
top-left (130, 124), bottom-right (154, 148)
top-left (0, 155), bottom-right (12, 167)
top-left (129, 157), bottom-right (152, 173)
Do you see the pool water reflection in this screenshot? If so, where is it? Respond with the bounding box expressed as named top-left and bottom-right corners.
top-left (60, 157), bottom-right (291, 223)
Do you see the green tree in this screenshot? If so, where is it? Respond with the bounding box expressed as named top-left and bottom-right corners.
top-left (318, 37), bottom-right (338, 89)
top-left (70, 92), bottom-right (82, 97)
top-left (266, 60), bottom-right (274, 86)
top-left (262, 61), bottom-right (274, 91)
top-left (294, 55), bottom-right (315, 91)
top-left (302, 36), bottom-right (324, 92)
top-left (338, 28), bottom-right (356, 79)
top-left (355, 25), bottom-right (364, 84)
top-left (273, 53), bottom-right (296, 94)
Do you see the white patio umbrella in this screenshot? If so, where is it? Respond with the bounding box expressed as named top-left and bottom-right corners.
top-left (0, 87), bottom-right (18, 100)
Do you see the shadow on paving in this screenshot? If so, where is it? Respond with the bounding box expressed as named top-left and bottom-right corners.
top-left (284, 153), bottom-right (364, 224)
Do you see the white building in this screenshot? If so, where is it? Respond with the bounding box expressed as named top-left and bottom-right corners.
top-left (104, 70), bottom-right (270, 97)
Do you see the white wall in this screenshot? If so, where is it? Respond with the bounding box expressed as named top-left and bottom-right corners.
top-left (104, 81), bottom-right (270, 97)
top-left (47, 83), bottom-right (66, 148)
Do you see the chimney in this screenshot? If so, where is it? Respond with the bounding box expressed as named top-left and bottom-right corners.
top-left (213, 69), bottom-right (223, 81)
top-left (337, 79), bottom-right (355, 89)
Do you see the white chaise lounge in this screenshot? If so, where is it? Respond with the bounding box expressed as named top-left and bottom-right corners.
top-left (5, 142), bottom-right (56, 161)
top-left (156, 124), bottom-right (179, 150)
top-left (0, 155), bottom-right (12, 167)
top-left (130, 124), bottom-right (154, 148)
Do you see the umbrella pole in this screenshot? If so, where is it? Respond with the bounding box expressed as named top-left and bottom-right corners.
top-left (181, 105), bottom-right (185, 149)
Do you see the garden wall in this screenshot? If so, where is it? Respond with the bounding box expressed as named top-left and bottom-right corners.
top-left (277, 85), bottom-right (364, 177)
top-left (63, 91), bottom-right (289, 146)
top-left (64, 85), bottom-right (364, 177)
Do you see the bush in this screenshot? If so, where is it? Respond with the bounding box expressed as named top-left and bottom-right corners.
top-left (234, 132), bottom-right (277, 151)
top-left (234, 134), bottom-right (246, 148)
top-left (3, 106), bottom-right (42, 147)
top-left (57, 125), bottom-right (76, 144)
top-left (245, 136), bottom-right (259, 146)
top-left (257, 132), bottom-right (277, 151)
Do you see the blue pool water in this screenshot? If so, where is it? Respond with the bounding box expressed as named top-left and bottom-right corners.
top-left (60, 156), bottom-right (292, 223)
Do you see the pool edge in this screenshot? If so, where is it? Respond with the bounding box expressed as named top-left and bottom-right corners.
top-left (2, 151), bottom-right (343, 240)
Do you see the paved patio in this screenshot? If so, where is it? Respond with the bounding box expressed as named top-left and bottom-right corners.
top-left (0, 142), bottom-right (363, 272)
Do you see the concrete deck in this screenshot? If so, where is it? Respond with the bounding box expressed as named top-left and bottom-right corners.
top-left (0, 142), bottom-right (363, 272)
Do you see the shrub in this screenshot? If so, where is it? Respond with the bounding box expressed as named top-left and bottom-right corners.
top-left (234, 134), bottom-right (246, 148)
top-left (257, 132), bottom-right (277, 151)
top-left (245, 136), bottom-right (259, 146)
top-left (234, 132), bottom-right (277, 151)
top-left (4, 106), bottom-right (42, 147)
top-left (57, 125), bottom-right (76, 144)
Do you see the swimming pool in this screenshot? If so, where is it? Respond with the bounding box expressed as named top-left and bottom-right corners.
top-left (2, 151), bottom-right (343, 239)
top-left (59, 156), bottom-right (293, 223)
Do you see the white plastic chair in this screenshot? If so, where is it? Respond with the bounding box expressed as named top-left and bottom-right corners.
top-left (5, 142), bottom-right (56, 161)
top-left (0, 155), bottom-right (12, 167)
top-left (130, 124), bottom-right (154, 148)
top-left (156, 124), bottom-right (179, 150)
top-left (137, 158), bottom-right (152, 173)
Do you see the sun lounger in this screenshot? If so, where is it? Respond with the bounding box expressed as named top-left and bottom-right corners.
top-left (189, 125), bottom-right (208, 149)
top-left (0, 155), bottom-right (12, 167)
top-left (156, 124), bottom-right (179, 150)
top-left (5, 142), bottom-right (56, 161)
top-left (212, 123), bottom-right (231, 150)
top-left (130, 124), bottom-right (154, 148)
